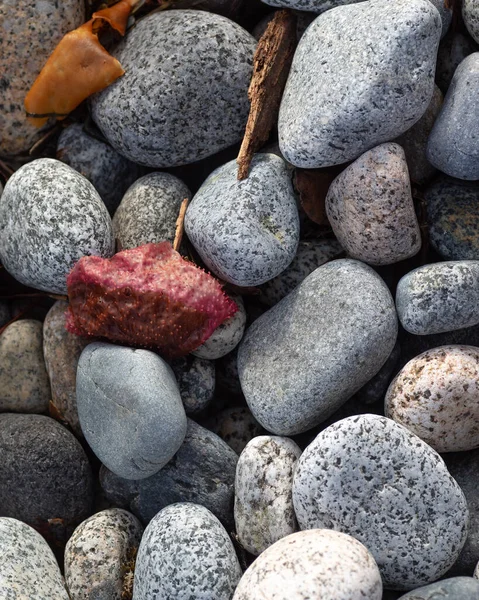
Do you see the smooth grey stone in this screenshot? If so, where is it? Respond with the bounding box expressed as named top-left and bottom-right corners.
top-left (293, 414), bottom-right (469, 589)
top-left (464, 0), bottom-right (479, 44)
top-left (91, 10), bottom-right (255, 168)
top-left (113, 172), bottom-right (191, 250)
top-left (238, 259), bottom-right (397, 435)
top-left (133, 503), bottom-right (242, 600)
top-left (0, 158), bottom-right (114, 294)
top-left (233, 529), bottom-right (382, 600)
top-left (185, 153), bottom-right (300, 286)
top-left (170, 355), bottom-right (215, 415)
top-left (64, 508), bottom-right (143, 600)
top-left (428, 53), bottom-right (479, 180)
top-left (77, 342), bottom-right (187, 480)
top-left (100, 419), bottom-right (238, 528)
top-left (396, 261), bottom-right (479, 335)
top-left (206, 406), bottom-right (265, 454)
top-left (278, 0), bottom-right (441, 168)
top-left (436, 30), bottom-right (478, 94)
top-left (357, 341), bottom-right (401, 405)
top-left (398, 577), bottom-right (479, 599)
top-left (0, 517), bottom-right (69, 600)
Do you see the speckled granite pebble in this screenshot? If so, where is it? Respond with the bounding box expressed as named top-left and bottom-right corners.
top-left (398, 577), bottom-right (479, 599)
top-left (206, 406), bottom-right (265, 454)
top-left (91, 10), bottom-right (255, 168)
top-left (278, 0), bottom-right (441, 168)
top-left (464, 0), bottom-right (479, 44)
top-left (238, 259), bottom-right (397, 435)
top-left (233, 529), bottom-right (382, 600)
top-left (436, 30), bottom-right (478, 94)
top-left (113, 172), bottom-right (191, 250)
top-left (357, 341), bottom-right (401, 405)
top-left (77, 343), bottom-right (187, 480)
top-left (170, 355), bottom-right (215, 415)
top-left (427, 53), bottom-right (479, 180)
top-left (0, 319), bottom-right (50, 413)
top-left (0, 517), bottom-right (68, 599)
top-left (133, 503), bottom-right (242, 600)
top-left (185, 154), bottom-right (299, 286)
top-left (396, 261), bottom-right (479, 335)
top-left (235, 436), bottom-right (301, 555)
top-left (65, 508), bottom-right (143, 600)
top-left (293, 414), bottom-right (469, 589)
top-left (326, 144), bottom-right (421, 265)
top-left (0, 158), bottom-right (114, 294)
top-left (100, 419), bottom-right (237, 528)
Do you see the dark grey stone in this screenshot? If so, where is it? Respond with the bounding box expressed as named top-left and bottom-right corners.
top-left (170, 355), bottom-right (215, 415)
top-left (357, 341), bottom-right (401, 405)
top-left (398, 577), bottom-right (479, 599)
top-left (205, 406), bottom-right (265, 455)
top-left (436, 30), bottom-right (478, 94)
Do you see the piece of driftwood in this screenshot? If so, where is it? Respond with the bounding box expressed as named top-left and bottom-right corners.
top-left (173, 198), bottom-right (190, 252)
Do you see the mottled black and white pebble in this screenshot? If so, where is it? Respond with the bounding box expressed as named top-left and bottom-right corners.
top-left (396, 261), bottom-right (479, 335)
top-left (233, 529), bottom-right (382, 600)
top-left (170, 355), bottom-right (215, 415)
top-left (278, 0), bottom-right (441, 168)
top-left (206, 406), bottom-right (265, 454)
top-left (113, 172), bottom-right (192, 250)
top-left (436, 30), bottom-right (478, 94)
top-left (464, 0), bottom-right (479, 44)
top-left (64, 508), bottom-right (143, 600)
top-left (293, 414), bottom-right (469, 589)
top-left (0, 158), bottom-right (114, 294)
top-left (357, 341), bottom-right (401, 405)
top-left (133, 503), bottom-right (242, 600)
top-left (185, 154), bottom-right (299, 286)
top-left (398, 577), bottom-right (479, 599)
top-left (91, 10), bottom-right (256, 168)
top-left (238, 259), bottom-right (397, 435)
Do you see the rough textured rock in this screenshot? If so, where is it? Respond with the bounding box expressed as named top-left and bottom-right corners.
top-left (206, 406), bottom-right (265, 454)
top-left (170, 355), bottom-right (215, 415)
top-left (436, 30), bottom-right (478, 94)
top-left (398, 577), bottom-right (479, 599)
top-left (233, 529), bottom-right (382, 600)
top-left (91, 10), bottom-right (256, 168)
top-left (293, 414), bottom-right (469, 589)
top-left (0, 158), bottom-right (114, 294)
top-left (357, 341), bottom-right (401, 405)
top-left (133, 503), bottom-right (242, 600)
top-left (464, 0), bottom-right (479, 44)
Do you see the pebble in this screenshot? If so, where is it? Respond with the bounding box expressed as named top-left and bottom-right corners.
top-left (91, 10), bottom-right (256, 168)
top-left (77, 342), bottom-right (187, 480)
top-left (396, 261), bottom-right (479, 335)
top-left (238, 259), bottom-right (397, 435)
top-left (64, 508), bottom-right (143, 600)
top-left (278, 0), bottom-right (441, 168)
top-left (100, 419), bottom-right (238, 528)
top-left (427, 53), bottom-right (479, 180)
top-left (234, 435), bottom-right (301, 555)
top-left (0, 319), bottom-right (50, 413)
top-left (436, 30), bottom-right (478, 94)
top-left (0, 517), bottom-right (69, 599)
top-left (293, 414), bottom-right (469, 589)
top-left (463, 0), bottom-right (479, 44)
top-left (357, 340), bottom-right (401, 405)
top-left (325, 143), bottom-right (421, 265)
top-left (113, 172), bottom-right (192, 251)
top-left (233, 529), bottom-right (382, 600)
top-left (133, 503), bottom-right (242, 600)
top-left (397, 577), bottom-right (479, 599)
top-left (206, 406), bottom-right (265, 454)
top-left (170, 355), bottom-right (215, 415)
top-left (185, 153), bottom-right (300, 286)
top-left (0, 158), bottom-right (114, 294)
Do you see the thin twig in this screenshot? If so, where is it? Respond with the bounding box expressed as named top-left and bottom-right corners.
top-left (173, 197), bottom-right (189, 252)
top-left (29, 124), bottom-right (62, 155)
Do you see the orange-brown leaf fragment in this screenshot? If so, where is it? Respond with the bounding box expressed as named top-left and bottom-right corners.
top-left (92, 0), bottom-right (138, 35)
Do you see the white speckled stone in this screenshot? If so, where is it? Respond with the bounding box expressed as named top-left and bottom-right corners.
top-left (185, 154), bottom-right (300, 286)
top-left (133, 503), bottom-right (242, 600)
top-left (464, 0), bottom-right (479, 44)
top-left (91, 10), bottom-right (256, 168)
top-left (326, 143), bottom-right (421, 265)
top-left (238, 259), bottom-right (398, 435)
top-left (0, 158), bottom-right (114, 294)
top-left (170, 355), bottom-right (215, 415)
top-left (113, 172), bottom-right (191, 250)
top-left (278, 0), bottom-right (441, 168)
top-left (233, 529), bottom-right (382, 600)
top-left (65, 509), bottom-right (143, 600)
top-left (385, 345), bottom-right (479, 453)
top-left (192, 295), bottom-right (246, 359)
top-left (235, 436), bottom-right (301, 555)
top-left (398, 577), bottom-right (479, 599)
top-left (293, 414), bottom-right (469, 589)
top-left (77, 342), bottom-right (187, 480)
top-left (0, 517), bottom-right (69, 599)
top-left (396, 261), bottom-right (479, 335)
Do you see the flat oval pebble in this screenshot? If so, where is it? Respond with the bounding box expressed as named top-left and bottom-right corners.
top-left (238, 259), bottom-right (397, 435)
top-left (293, 414), bottom-right (469, 589)
top-left (278, 0), bottom-right (441, 168)
top-left (64, 508), bottom-right (143, 600)
top-left (396, 261), bottom-right (479, 335)
top-left (0, 158), bottom-right (114, 294)
top-left (170, 355), bottom-right (215, 415)
top-left (185, 153), bottom-right (300, 286)
top-left (386, 345), bottom-right (479, 452)
top-left (133, 503), bottom-right (242, 600)
top-left (464, 0), bottom-right (479, 44)
top-left (91, 10), bottom-right (256, 168)
top-left (326, 143), bottom-right (421, 265)
top-left (398, 576), bottom-right (479, 599)
top-left (0, 517), bottom-right (69, 600)
top-left (235, 435), bottom-right (301, 555)
top-left (77, 342), bottom-right (187, 480)
top-left (233, 529), bottom-right (382, 600)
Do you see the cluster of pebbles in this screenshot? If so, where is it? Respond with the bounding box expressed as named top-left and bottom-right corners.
top-left (2, 0), bottom-right (479, 598)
